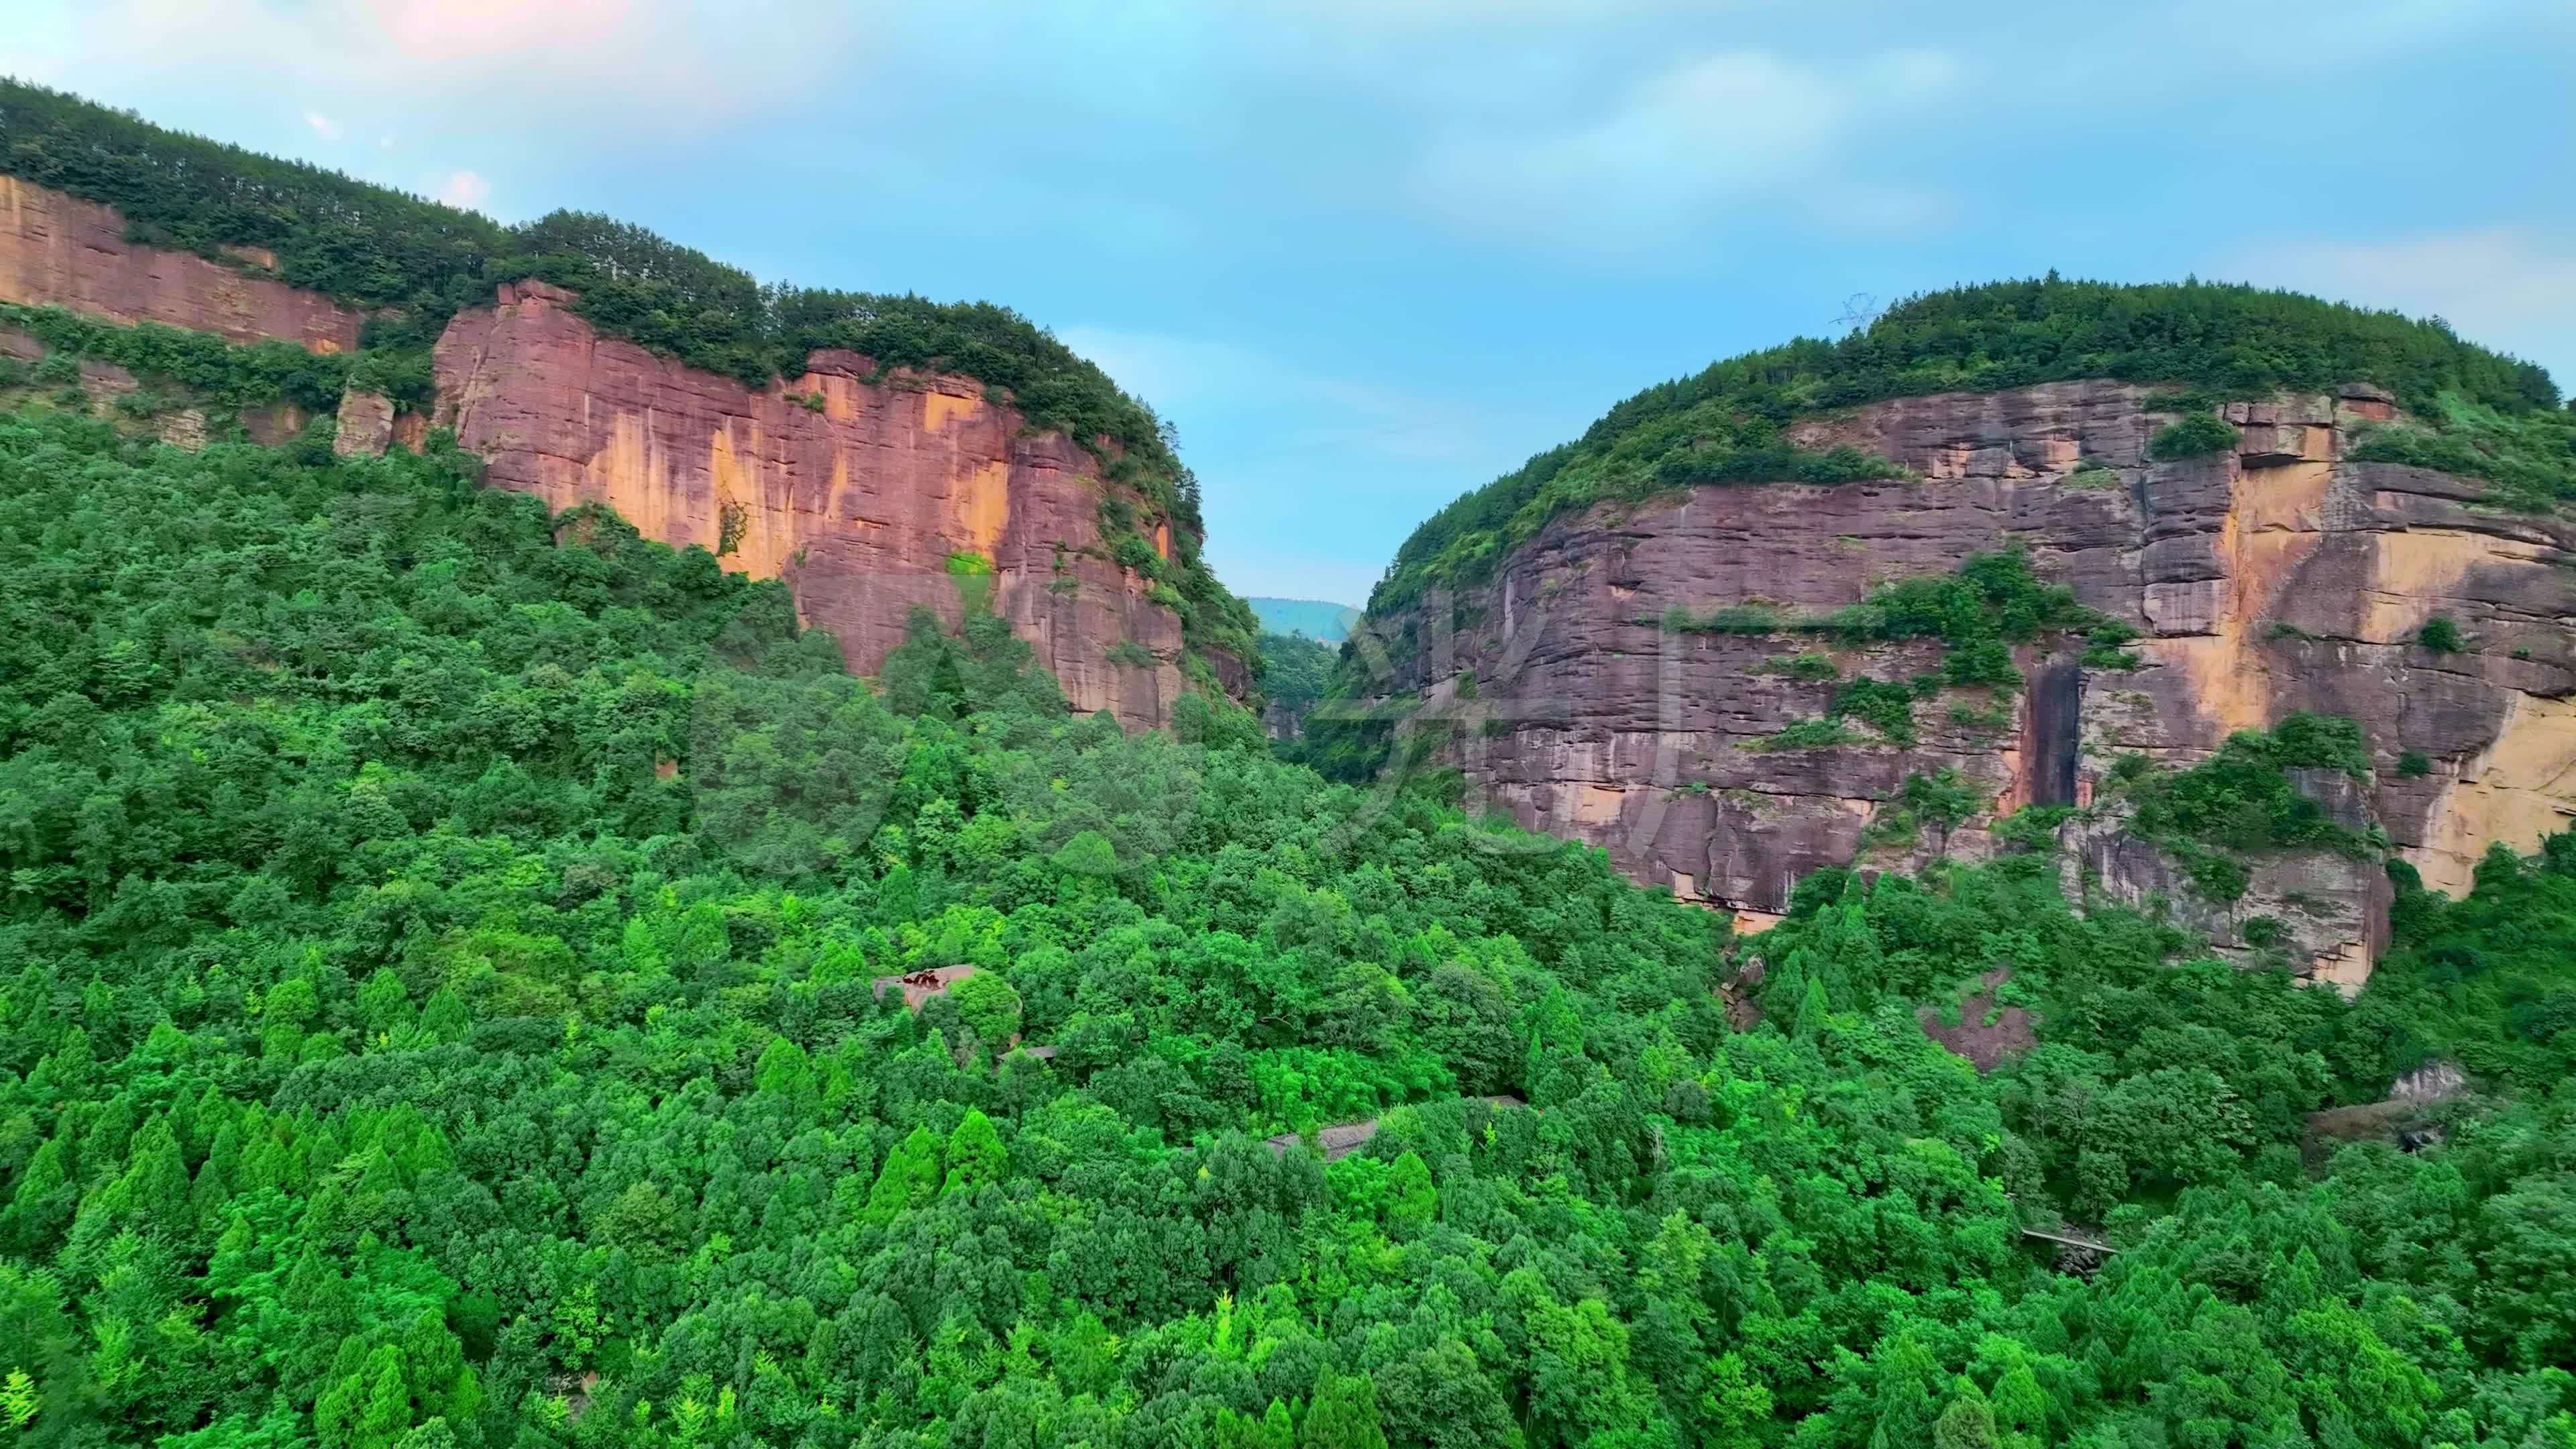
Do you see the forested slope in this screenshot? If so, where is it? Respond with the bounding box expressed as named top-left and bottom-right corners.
top-left (0, 407), bottom-right (2571, 1448)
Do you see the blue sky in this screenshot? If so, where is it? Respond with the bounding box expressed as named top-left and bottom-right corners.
top-left (20, 0), bottom-right (2574, 604)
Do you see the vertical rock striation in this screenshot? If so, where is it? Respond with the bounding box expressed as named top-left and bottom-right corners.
top-left (0, 179), bottom-right (1234, 731)
top-left (1362, 381), bottom-right (2576, 985)
top-left (433, 280), bottom-right (1204, 728)
top-left (0, 176), bottom-right (364, 352)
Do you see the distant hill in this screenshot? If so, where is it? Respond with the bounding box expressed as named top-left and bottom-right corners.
top-left (1248, 596), bottom-right (1361, 641)
top-left (1254, 630), bottom-right (1337, 741)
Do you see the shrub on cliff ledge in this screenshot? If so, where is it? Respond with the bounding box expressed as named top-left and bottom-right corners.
top-left (1829, 676), bottom-right (1920, 745)
top-left (0, 302), bottom-right (352, 411)
top-left (2349, 392), bottom-right (2576, 508)
top-left (2148, 411), bottom-right (2242, 460)
top-left (2111, 712), bottom-right (2375, 901)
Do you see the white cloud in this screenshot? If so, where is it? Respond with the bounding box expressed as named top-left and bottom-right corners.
top-left (1263, 0), bottom-right (1695, 25)
top-left (1057, 326), bottom-right (1495, 466)
top-left (1058, 327), bottom-right (1552, 601)
top-left (44, 0), bottom-right (881, 133)
top-left (1407, 48), bottom-right (1964, 253)
top-left (2214, 228), bottom-right (2576, 392)
top-left (302, 110), bottom-right (340, 141)
top-left (1803, 180), bottom-right (1957, 233)
top-left (436, 170), bottom-right (491, 211)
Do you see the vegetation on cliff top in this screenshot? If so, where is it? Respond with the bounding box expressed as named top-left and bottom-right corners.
top-left (1374, 274), bottom-right (2564, 610)
top-left (0, 83), bottom-right (1171, 470)
top-left (2, 405), bottom-right (2573, 1444)
top-left (0, 80), bottom-right (1260, 665)
top-left (2347, 390), bottom-right (2576, 513)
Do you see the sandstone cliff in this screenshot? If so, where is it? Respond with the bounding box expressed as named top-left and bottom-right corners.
top-left (1362, 380), bottom-right (2576, 986)
top-left (0, 179), bottom-right (1229, 730)
top-left (433, 280), bottom-right (1210, 729)
top-left (0, 176), bottom-right (363, 352)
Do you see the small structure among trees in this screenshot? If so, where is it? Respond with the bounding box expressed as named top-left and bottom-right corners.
top-left (869, 963), bottom-right (979, 1011)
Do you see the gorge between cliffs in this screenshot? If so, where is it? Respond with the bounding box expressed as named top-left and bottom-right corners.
top-left (10, 144), bottom-right (2576, 1000)
top-left (6, 72), bottom-right (2576, 1449)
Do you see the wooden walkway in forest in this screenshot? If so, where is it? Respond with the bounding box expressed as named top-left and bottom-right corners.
top-left (1264, 1095), bottom-right (1527, 1162)
top-left (2020, 1225), bottom-right (2116, 1256)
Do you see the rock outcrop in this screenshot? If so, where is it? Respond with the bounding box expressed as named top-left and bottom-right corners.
top-left (333, 387), bottom-right (396, 455)
top-left (3, 325), bottom-right (213, 448)
top-left (0, 176), bottom-right (364, 352)
top-left (432, 280), bottom-right (1205, 729)
top-left (1362, 380), bottom-right (2576, 985)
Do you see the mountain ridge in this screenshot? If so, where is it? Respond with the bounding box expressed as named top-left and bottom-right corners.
top-left (1322, 286), bottom-right (2576, 988)
top-left (0, 78), bottom-right (1263, 724)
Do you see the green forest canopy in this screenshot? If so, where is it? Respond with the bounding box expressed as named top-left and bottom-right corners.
top-left (1, 404), bottom-right (2572, 1447)
top-left (1371, 276), bottom-right (2570, 610)
top-left (1254, 631), bottom-right (1339, 722)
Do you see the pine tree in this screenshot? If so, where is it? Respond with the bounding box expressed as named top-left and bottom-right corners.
top-left (103, 1116), bottom-right (191, 1232)
top-left (943, 1110), bottom-right (1004, 1193)
top-left (419, 988), bottom-right (470, 1044)
top-left (402, 1307), bottom-right (485, 1428)
top-left (1868, 1330), bottom-right (1947, 1449)
top-left (358, 967), bottom-right (412, 1034)
top-left (0, 1368), bottom-right (35, 1430)
top-left (189, 1152), bottom-right (233, 1231)
top-left (1523, 985), bottom-right (1589, 1107)
top-left (1385, 1151), bottom-right (1436, 1230)
top-left (1933, 1377), bottom-right (2000, 1449)
top-left (754, 1036), bottom-right (817, 1108)
top-left (1986, 1356), bottom-right (2049, 1449)
top-left (863, 1126), bottom-right (943, 1224)
top-left (1299, 1368), bottom-right (1389, 1449)
top-left (1, 1136), bottom-right (73, 1252)
top-left (1792, 976), bottom-right (1832, 1044)
top-left (338, 1344), bottom-right (414, 1449)
top-left (206, 1212), bottom-right (261, 1297)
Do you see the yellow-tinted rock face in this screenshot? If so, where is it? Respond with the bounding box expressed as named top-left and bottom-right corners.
top-left (333, 389), bottom-right (397, 456)
top-left (432, 280), bottom-right (1201, 729)
top-left (1372, 380), bottom-right (2576, 987)
top-left (2418, 693), bottom-right (2576, 896)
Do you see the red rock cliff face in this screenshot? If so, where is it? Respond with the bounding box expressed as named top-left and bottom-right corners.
top-left (1367, 381), bottom-right (2576, 987)
top-left (433, 280), bottom-right (1204, 729)
top-left (0, 176), bottom-right (364, 352)
top-left (0, 180), bottom-right (1228, 729)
